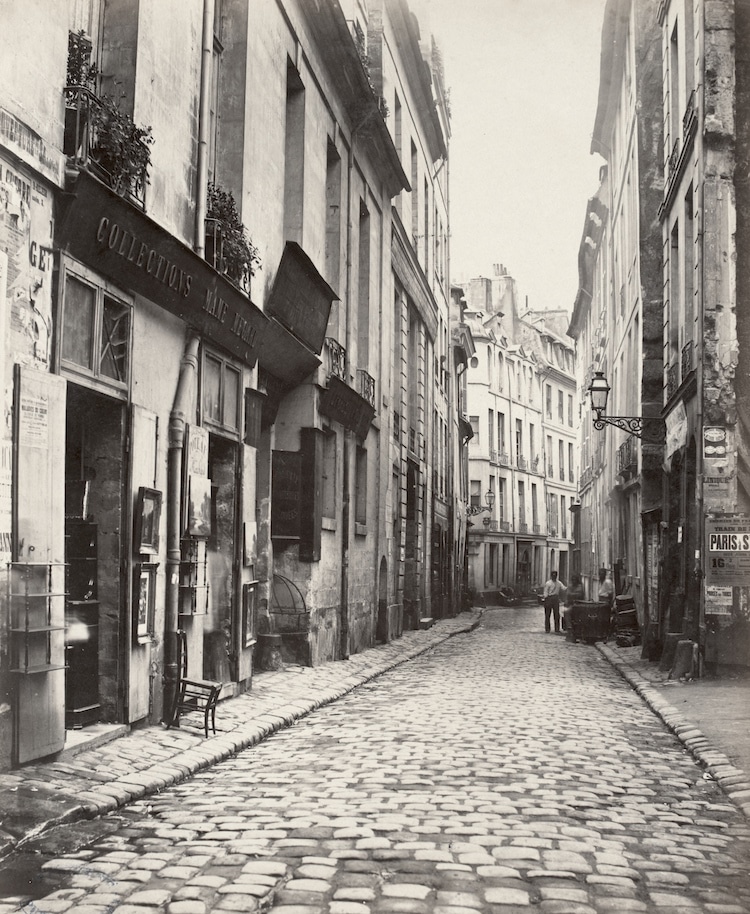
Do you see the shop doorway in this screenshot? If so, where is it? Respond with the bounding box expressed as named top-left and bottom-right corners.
top-left (516, 544), bottom-right (531, 593)
top-left (203, 434), bottom-right (238, 683)
top-left (64, 384), bottom-right (125, 728)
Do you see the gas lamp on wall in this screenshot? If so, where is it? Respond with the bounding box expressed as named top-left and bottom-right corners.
top-left (467, 488), bottom-right (495, 517)
top-left (587, 370), bottom-right (644, 439)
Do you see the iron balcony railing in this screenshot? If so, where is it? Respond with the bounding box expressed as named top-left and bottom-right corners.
top-left (500, 521), bottom-right (510, 532)
top-left (519, 522), bottom-right (529, 533)
top-left (533, 524), bottom-right (541, 534)
top-left (616, 435), bottom-right (638, 476)
top-left (681, 339), bottom-right (694, 379)
top-left (666, 361), bottom-right (679, 401)
top-left (683, 89), bottom-right (697, 135)
top-left (64, 85), bottom-right (150, 209)
top-left (668, 137), bottom-right (680, 175)
top-left (325, 337), bottom-right (347, 381)
top-left (357, 369), bottom-right (376, 408)
top-left (517, 456), bottom-right (528, 470)
top-left (499, 453), bottom-right (510, 466)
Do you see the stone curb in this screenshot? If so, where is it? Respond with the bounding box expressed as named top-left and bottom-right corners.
top-left (7, 611), bottom-right (483, 857)
top-left (597, 642), bottom-right (750, 821)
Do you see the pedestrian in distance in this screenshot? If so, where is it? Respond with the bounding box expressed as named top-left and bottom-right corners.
top-left (597, 567), bottom-right (615, 606)
top-left (598, 567), bottom-right (616, 633)
top-left (542, 570), bottom-right (565, 633)
top-left (562, 572), bottom-right (585, 633)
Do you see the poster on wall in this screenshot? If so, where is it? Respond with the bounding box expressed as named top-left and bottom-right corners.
top-left (1, 155), bottom-right (54, 373)
top-left (187, 474), bottom-right (212, 538)
top-left (705, 514), bottom-right (750, 586)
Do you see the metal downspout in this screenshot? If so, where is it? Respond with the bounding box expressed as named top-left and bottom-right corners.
top-left (163, 0), bottom-right (213, 717)
top-left (194, 0), bottom-right (215, 258)
top-left (163, 333), bottom-right (200, 721)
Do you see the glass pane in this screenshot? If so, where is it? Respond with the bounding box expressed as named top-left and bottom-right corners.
top-left (223, 366), bottom-right (240, 429)
top-left (100, 296), bottom-right (130, 383)
top-left (203, 355), bottom-right (222, 423)
top-left (62, 276), bottom-right (95, 369)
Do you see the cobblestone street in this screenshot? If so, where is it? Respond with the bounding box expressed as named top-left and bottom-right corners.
top-left (2, 605), bottom-right (750, 914)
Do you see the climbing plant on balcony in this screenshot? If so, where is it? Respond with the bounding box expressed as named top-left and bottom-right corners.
top-left (90, 99), bottom-right (154, 201)
top-left (206, 182), bottom-right (261, 289)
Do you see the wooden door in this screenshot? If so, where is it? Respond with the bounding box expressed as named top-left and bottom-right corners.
top-left (13, 367), bottom-right (66, 763)
top-left (127, 405), bottom-right (159, 722)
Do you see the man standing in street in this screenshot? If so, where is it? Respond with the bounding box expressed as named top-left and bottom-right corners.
top-left (542, 570), bottom-right (565, 633)
top-left (598, 567), bottom-right (616, 633)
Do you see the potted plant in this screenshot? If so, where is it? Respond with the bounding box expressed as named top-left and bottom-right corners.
top-left (206, 182), bottom-right (261, 290)
top-left (64, 30), bottom-right (99, 156)
top-left (90, 99), bottom-right (154, 202)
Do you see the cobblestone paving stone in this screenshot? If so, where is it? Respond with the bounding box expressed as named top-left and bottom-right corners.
top-left (2, 607), bottom-right (750, 914)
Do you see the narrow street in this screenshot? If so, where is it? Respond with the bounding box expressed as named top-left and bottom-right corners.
top-left (3, 604), bottom-right (750, 914)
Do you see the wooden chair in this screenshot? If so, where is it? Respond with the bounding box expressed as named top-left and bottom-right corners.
top-left (167, 630), bottom-right (222, 738)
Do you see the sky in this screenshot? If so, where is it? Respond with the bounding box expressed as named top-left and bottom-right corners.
top-left (420, 0), bottom-right (607, 314)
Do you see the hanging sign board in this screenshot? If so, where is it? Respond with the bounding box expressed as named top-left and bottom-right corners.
top-left (271, 450), bottom-right (301, 540)
top-left (705, 514), bottom-right (750, 585)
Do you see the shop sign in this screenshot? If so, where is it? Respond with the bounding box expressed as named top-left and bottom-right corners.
top-left (271, 450), bottom-right (301, 540)
top-left (703, 426), bottom-right (727, 459)
top-left (319, 375), bottom-right (375, 439)
top-left (0, 108), bottom-right (63, 185)
top-left (665, 401), bottom-right (687, 458)
top-left (58, 171), bottom-right (268, 365)
top-left (706, 514), bottom-right (750, 585)
top-left (267, 242), bottom-right (337, 354)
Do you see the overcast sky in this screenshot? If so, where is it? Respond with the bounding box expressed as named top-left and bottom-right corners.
top-left (420, 0), bottom-right (607, 314)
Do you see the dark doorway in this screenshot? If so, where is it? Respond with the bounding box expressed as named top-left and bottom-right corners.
top-left (203, 434), bottom-right (238, 683)
top-left (64, 384), bottom-right (125, 727)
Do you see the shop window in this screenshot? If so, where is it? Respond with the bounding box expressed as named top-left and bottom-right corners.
top-left (201, 350), bottom-right (241, 434)
top-left (60, 262), bottom-right (131, 393)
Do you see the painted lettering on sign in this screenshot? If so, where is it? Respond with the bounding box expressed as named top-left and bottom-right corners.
top-left (97, 217), bottom-right (193, 297)
top-left (709, 533), bottom-right (750, 552)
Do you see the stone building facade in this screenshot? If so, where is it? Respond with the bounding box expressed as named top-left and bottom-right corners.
top-left (570, 0), bottom-right (750, 671)
top-left (0, 0), bottom-right (460, 770)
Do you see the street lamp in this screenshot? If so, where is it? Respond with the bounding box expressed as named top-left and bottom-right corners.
top-left (467, 488), bottom-right (496, 516)
top-left (587, 370), bottom-right (645, 438)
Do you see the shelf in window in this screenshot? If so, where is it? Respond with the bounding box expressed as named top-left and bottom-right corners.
top-left (10, 624), bottom-right (65, 633)
top-left (10, 591), bottom-right (67, 599)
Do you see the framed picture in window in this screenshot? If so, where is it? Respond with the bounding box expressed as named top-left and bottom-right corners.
top-left (134, 487), bottom-right (162, 555)
top-left (242, 581), bottom-right (258, 648)
top-left (133, 562), bottom-right (158, 643)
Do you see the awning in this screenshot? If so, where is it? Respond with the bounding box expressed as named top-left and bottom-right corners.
top-left (319, 375), bottom-right (375, 439)
top-left (267, 241), bottom-right (337, 354)
top-left (257, 316), bottom-right (321, 388)
top-left (57, 170), bottom-right (268, 366)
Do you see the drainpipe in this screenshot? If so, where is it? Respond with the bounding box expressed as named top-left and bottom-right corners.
top-left (163, 0), bottom-right (213, 715)
top-left (164, 333), bottom-right (201, 721)
top-left (194, 0), bottom-right (215, 258)
top-left (340, 134), bottom-right (355, 661)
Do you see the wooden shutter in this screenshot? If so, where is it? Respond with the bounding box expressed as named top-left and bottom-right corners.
top-left (13, 367), bottom-right (66, 764)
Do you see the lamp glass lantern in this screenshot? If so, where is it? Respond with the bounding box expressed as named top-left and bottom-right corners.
top-left (485, 489), bottom-right (495, 510)
top-left (588, 370), bottom-right (610, 418)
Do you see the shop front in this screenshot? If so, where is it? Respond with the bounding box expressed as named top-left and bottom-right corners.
top-left (2, 169), bottom-right (271, 765)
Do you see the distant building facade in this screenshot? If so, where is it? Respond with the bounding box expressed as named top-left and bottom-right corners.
top-left (462, 267), bottom-right (577, 600)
